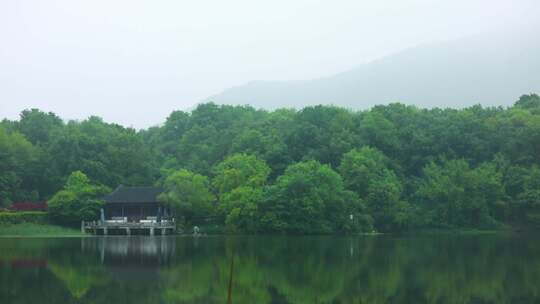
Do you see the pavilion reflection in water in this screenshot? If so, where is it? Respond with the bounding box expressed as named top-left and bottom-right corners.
top-left (81, 237), bottom-right (176, 266)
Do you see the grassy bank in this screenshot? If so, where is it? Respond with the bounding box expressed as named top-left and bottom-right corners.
top-left (0, 223), bottom-right (84, 237)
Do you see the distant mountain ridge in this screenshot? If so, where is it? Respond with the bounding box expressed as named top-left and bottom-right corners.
top-left (206, 30), bottom-right (540, 109)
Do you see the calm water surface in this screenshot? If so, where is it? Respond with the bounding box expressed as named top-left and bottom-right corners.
top-left (0, 235), bottom-right (539, 304)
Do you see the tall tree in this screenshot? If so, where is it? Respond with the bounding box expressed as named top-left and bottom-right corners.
top-left (0, 127), bottom-right (39, 206)
top-left (339, 147), bottom-right (409, 231)
top-left (261, 160), bottom-right (371, 234)
top-left (212, 154), bottom-right (271, 198)
top-left (48, 171), bottom-right (109, 226)
top-left (514, 93), bottom-right (540, 111)
top-left (158, 169), bottom-right (215, 223)
top-left (415, 159), bottom-right (505, 228)
top-left (18, 109), bottom-right (63, 145)
top-left (212, 154), bottom-right (271, 231)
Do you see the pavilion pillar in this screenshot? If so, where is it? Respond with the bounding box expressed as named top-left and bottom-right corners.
top-left (103, 227), bottom-right (108, 236)
top-left (126, 228), bottom-right (131, 236)
top-left (161, 228), bottom-right (167, 236)
top-left (150, 227), bottom-right (155, 236)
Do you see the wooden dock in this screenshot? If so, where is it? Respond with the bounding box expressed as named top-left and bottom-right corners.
top-left (82, 220), bottom-right (176, 236)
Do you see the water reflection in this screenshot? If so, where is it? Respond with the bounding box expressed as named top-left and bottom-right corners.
top-left (82, 237), bottom-right (176, 266)
top-left (0, 235), bottom-right (539, 303)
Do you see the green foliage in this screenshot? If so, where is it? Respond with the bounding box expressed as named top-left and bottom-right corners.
top-left (415, 159), bottom-right (505, 228)
top-left (516, 166), bottom-right (540, 208)
top-left (511, 166), bottom-right (540, 226)
top-left (220, 186), bottom-right (264, 232)
top-left (365, 171), bottom-right (410, 232)
top-left (158, 169), bottom-right (214, 222)
top-left (3, 93), bottom-right (540, 232)
top-left (0, 126), bottom-right (39, 206)
top-left (260, 160), bottom-right (372, 234)
top-left (339, 147), bottom-right (408, 231)
top-left (17, 109), bottom-right (63, 145)
top-left (212, 154), bottom-right (271, 197)
top-left (356, 111), bottom-right (400, 158)
top-left (514, 93), bottom-right (540, 111)
top-left (339, 146), bottom-right (392, 197)
top-left (0, 211), bottom-right (48, 226)
top-left (46, 117), bottom-right (156, 191)
top-left (48, 171), bottom-right (109, 226)
top-left (212, 154), bottom-right (270, 231)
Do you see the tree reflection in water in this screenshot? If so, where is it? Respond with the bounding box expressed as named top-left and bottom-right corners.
top-left (1, 235), bottom-right (540, 304)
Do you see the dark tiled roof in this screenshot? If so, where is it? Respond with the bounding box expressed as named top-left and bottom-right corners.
top-left (104, 186), bottom-right (163, 204)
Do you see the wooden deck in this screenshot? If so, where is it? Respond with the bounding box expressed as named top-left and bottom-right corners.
top-left (82, 220), bottom-right (176, 236)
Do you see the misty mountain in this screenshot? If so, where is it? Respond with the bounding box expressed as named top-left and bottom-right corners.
top-left (206, 30), bottom-right (540, 109)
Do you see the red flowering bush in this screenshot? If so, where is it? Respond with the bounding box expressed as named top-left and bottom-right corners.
top-left (9, 202), bottom-right (48, 212)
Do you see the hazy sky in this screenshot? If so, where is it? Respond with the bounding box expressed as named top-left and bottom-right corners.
top-left (1, 0), bottom-right (538, 128)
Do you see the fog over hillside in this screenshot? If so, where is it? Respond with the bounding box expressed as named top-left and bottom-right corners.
top-left (207, 29), bottom-right (540, 109)
top-left (1, 1), bottom-right (538, 127)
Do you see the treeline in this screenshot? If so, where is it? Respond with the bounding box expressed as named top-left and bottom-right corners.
top-left (1, 94), bottom-right (540, 232)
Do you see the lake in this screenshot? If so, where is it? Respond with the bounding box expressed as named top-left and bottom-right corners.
top-left (0, 234), bottom-right (538, 303)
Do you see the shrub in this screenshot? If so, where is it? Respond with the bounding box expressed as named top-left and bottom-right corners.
top-left (0, 211), bottom-right (49, 226)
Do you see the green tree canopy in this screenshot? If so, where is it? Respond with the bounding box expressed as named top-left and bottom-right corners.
top-left (338, 147), bottom-right (392, 197)
top-left (48, 171), bottom-right (110, 226)
top-left (158, 169), bottom-right (215, 223)
top-left (212, 154), bottom-right (271, 197)
top-left (514, 93), bottom-right (540, 110)
top-left (415, 159), bottom-right (505, 228)
top-left (339, 147), bottom-right (408, 231)
top-left (211, 154), bottom-right (271, 231)
top-left (0, 127), bottom-right (40, 206)
top-left (260, 160), bottom-right (371, 234)
top-left (2, 93), bottom-right (540, 232)
top-left (220, 186), bottom-right (264, 232)
top-left (18, 109), bottom-right (63, 145)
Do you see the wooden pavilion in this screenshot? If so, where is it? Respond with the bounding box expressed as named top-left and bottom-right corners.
top-left (82, 186), bottom-right (175, 235)
top-left (103, 186), bottom-right (171, 222)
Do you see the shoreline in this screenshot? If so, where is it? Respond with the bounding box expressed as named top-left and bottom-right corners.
top-left (0, 221), bottom-right (527, 238)
top-left (0, 225), bottom-right (520, 238)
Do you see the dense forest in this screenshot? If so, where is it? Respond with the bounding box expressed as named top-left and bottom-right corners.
top-left (1, 94), bottom-right (540, 233)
